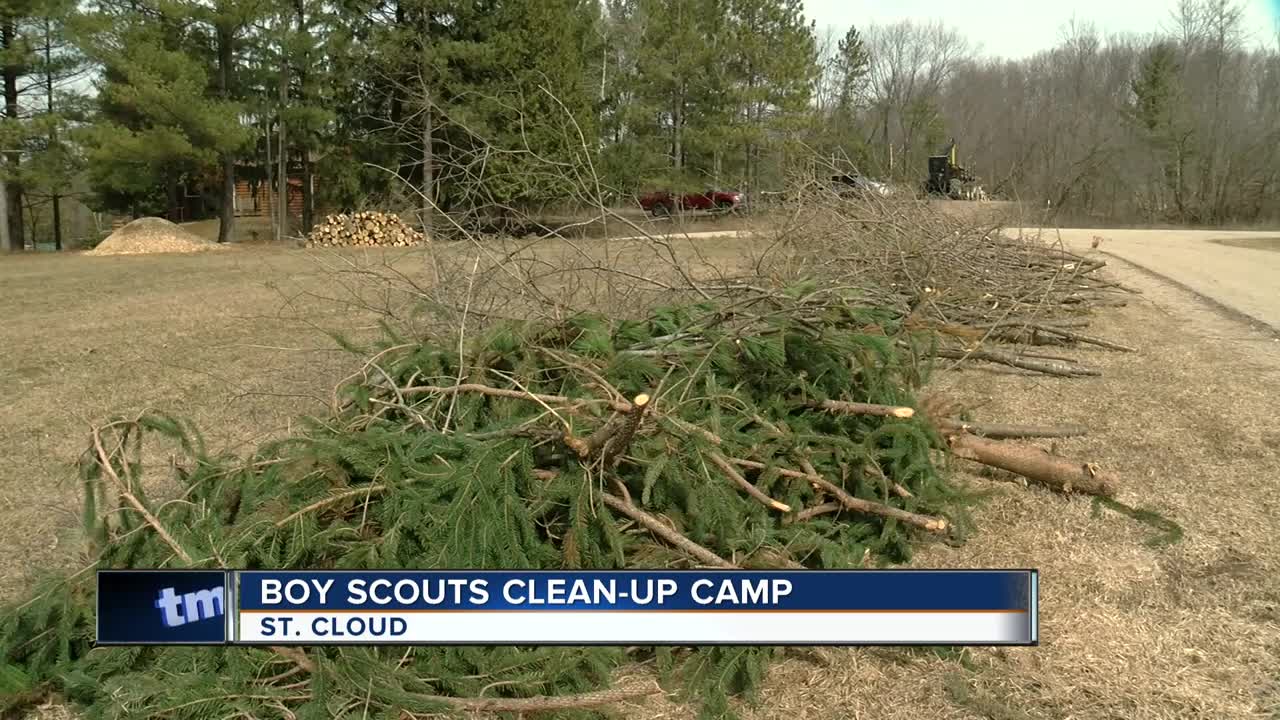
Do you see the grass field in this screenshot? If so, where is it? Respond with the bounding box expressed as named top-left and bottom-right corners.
top-left (4, 228), bottom-right (1279, 719)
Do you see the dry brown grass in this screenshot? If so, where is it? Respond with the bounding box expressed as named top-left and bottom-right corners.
top-left (3, 224), bottom-right (1279, 719)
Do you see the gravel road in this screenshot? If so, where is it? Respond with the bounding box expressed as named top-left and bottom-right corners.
top-left (1015, 227), bottom-right (1280, 333)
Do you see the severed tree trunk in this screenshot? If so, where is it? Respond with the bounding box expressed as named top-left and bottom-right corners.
top-left (948, 432), bottom-right (1118, 497)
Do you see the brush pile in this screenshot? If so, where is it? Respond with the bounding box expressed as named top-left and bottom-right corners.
top-left (305, 211), bottom-right (426, 248)
top-left (0, 199), bottom-right (1146, 719)
top-left (1, 285), bottom-right (964, 719)
top-left (775, 196), bottom-right (1140, 379)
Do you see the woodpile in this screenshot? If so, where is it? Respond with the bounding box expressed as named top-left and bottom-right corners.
top-left (305, 212), bottom-right (426, 248)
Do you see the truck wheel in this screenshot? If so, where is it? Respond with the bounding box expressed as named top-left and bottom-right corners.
top-left (651, 204), bottom-right (671, 217)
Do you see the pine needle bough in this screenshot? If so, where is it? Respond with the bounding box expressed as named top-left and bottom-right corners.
top-left (1, 282), bottom-right (971, 719)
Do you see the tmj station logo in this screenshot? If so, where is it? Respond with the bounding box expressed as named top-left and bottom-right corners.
top-left (155, 584), bottom-right (226, 628)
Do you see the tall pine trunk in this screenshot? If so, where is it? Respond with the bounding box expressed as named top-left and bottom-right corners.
top-left (0, 171), bottom-right (9, 252)
top-left (672, 86), bottom-right (683, 171)
top-left (301, 150), bottom-right (313, 233)
top-left (421, 90), bottom-right (433, 233)
top-left (277, 50), bottom-right (289, 241)
top-left (265, 118), bottom-right (276, 240)
top-left (216, 24), bottom-right (236, 244)
top-left (44, 18), bottom-right (61, 250)
top-left (3, 20), bottom-right (24, 252)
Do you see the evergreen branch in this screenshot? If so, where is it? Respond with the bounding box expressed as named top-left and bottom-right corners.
top-left (274, 485), bottom-right (389, 527)
top-left (657, 414), bottom-right (722, 446)
top-left (538, 347), bottom-right (626, 406)
top-left (600, 493), bottom-right (736, 569)
top-left (442, 254), bottom-right (482, 433)
top-left (400, 382), bottom-right (632, 414)
top-left (90, 422), bottom-right (194, 565)
top-left (268, 646), bottom-right (315, 674)
top-left (814, 399), bottom-right (915, 418)
top-left (787, 502), bottom-right (843, 523)
top-left (706, 452), bottom-right (792, 513)
top-left (402, 678), bottom-right (664, 714)
top-left (795, 458), bottom-right (949, 533)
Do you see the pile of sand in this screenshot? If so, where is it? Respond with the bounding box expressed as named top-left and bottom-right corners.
top-left (87, 217), bottom-right (225, 256)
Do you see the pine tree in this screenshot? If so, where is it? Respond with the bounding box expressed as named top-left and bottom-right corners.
top-left (1130, 40), bottom-right (1194, 218)
top-left (630, 0), bottom-right (731, 186)
top-left (834, 25), bottom-right (870, 115)
top-left (461, 0), bottom-right (601, 208)
top-left (725, 0), bottom-right (818, 189)
top-left (76, 0), bottom-right (255, 228)
top-left (0, 0), bottom-right (38, 250)
top-left (78, 4), bottom-right (254, 221)
top-left (23, 0), bottom-right (91, 250)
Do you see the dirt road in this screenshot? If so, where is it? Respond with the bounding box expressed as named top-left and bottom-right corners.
top-left (1016, 227), bottom-right (1280, 334)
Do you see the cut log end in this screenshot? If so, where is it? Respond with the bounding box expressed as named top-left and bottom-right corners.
top-left (947, 432), bottom-right (1118, 497)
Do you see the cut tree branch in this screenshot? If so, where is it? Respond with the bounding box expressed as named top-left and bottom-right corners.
top-left (935, 419), bottom-right (1089, 440)
top-left (935, 347), bottom-right (1100, 377)
top-left (402, 383), bottom-right (632, 413)
top-left (600, 493), bottom-right (736, 568)
top-left (92, 425), bottom-right (194, 565)
top-left (813, 400), bottom-right (915, 418)
top-left (410, 679), bottom-right (664, 713)
top-left (706, 452), bottom-right (792, 512)
top-left (778, 458), bottom-right (947, 533)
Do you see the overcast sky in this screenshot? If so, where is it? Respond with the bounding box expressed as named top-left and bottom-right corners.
top-left (802, 0), bottom-right (1280, 60)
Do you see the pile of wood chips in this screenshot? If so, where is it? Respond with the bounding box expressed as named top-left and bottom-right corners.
top-left (87, 217), bottom-right (224, 256)
top-left (305, 212), bottom-right (426, 248)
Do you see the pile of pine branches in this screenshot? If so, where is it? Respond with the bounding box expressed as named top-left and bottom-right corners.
top-left (1, 282), bottom-right (970, 719)
top-left (0, 202), bottom-right (1143, 719)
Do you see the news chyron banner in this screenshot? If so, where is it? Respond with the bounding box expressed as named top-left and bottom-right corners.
top-left (97, 569), bottom-right (1038, 646)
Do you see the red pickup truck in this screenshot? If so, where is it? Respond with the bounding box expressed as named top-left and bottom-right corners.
top-left (638, 189), bottom-right (743, 216)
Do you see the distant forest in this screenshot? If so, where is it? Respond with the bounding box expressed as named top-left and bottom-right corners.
top-left (1, 0), bottom-right (1276, 250)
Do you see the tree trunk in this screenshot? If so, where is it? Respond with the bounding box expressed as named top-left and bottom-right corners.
top-left (0, 171), bottom-right (10, 252)
top-left (44, 17), bottom-right (62, 250)
top-left (51, 188), bottom-right (62, 251)
top-left (301, 150), bottom-right (313, 233)
top-left (216, 23), bottom-right (236, 244)
top-left (277, 50), bottom-right (289, 241)
top-left (391, 0), bottom-right (410, 183)
top-left (167, 181), bottom-right (180, 222)
top-left (420, 89), bottom-right (433, 234)
top-left (672, 93), bottom-right (683, 171)
top-left (3, 20), bottom-right (24, 252)
top-left (265, 118), bottom-right (276, 240)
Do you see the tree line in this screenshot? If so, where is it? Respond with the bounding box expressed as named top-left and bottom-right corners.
top-left (0, 0), bottom-right (1275, 251)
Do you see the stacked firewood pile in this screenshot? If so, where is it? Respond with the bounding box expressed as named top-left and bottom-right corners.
top-left (305, 211), bottom-right (426, 248)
